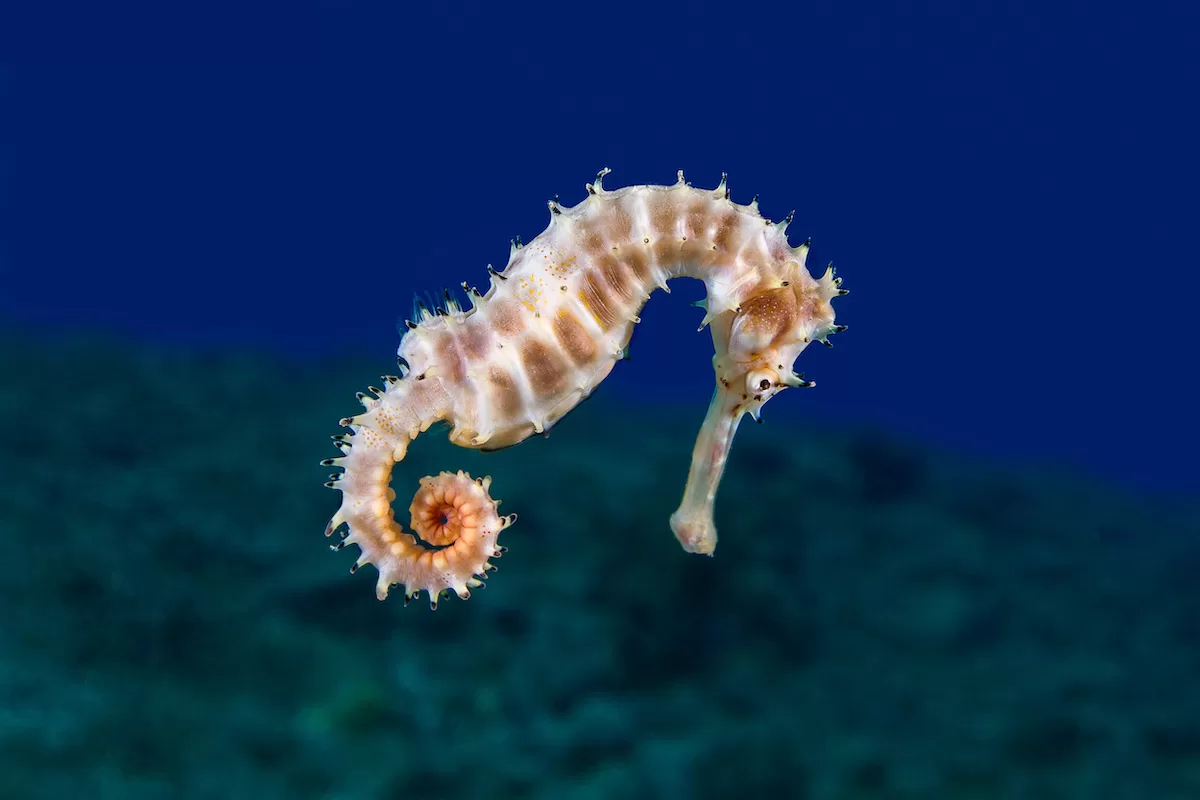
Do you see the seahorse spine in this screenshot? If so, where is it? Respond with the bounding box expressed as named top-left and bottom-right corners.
top-left (325, 169), bottom-right (846, 607)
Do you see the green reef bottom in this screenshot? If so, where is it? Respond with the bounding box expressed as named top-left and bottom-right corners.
top-left (1, 328), bottom-right (1197, 799)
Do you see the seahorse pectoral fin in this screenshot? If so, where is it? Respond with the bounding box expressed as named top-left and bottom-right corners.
top-left (669, 383), bottom-right (746, 555)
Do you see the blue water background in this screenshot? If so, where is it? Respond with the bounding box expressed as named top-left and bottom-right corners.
top-left (2, 1), bottom-right (1196, 493)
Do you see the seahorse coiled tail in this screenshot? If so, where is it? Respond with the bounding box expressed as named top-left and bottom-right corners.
top-left (324, 169), bottom-right (846, 608)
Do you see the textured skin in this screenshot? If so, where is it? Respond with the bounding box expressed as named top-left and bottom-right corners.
top-left (324, 170), bottom-right (845, 607)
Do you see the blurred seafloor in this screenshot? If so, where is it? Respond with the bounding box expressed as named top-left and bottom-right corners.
top-left (1, 326), bottom-right (1197, 799)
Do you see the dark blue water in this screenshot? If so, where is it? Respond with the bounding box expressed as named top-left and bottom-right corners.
top-left (3, 1), bottom-right (1197, 493)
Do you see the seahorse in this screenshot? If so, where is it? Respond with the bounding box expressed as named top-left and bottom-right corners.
top-left (323, 169), bottom-right (846, 608)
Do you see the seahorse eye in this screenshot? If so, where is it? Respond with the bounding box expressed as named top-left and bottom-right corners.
top-left (745, 369), bottom-right (775, 396)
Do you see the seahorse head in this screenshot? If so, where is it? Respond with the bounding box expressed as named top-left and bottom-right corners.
top-left (715, 264), bottom-right (844, 421)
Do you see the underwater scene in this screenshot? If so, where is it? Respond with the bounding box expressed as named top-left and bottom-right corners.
top-left (3, 2), bottom-right (1198, 798)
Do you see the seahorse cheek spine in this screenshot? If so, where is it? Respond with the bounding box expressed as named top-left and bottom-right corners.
top-left (324, 169), bottom-right (845, 607)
